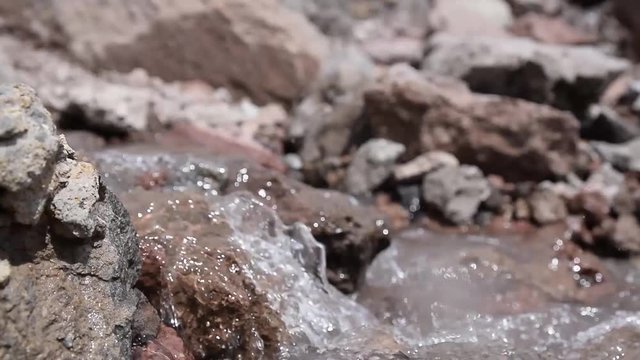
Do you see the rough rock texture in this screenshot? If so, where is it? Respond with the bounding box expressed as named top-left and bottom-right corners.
top-left (423, 34), bottom-right (629, 115)
top-left (0, 84), bottom-right (59, 224)
top-left (510, 14), bottom-right (598, 45)
top-left (0, 0), bottom-right (329, 103)
top-left (422, 165), bottom-right (491, 225)
top-left (344, 138), bottom-right (405, 196)
top-left (582, 105), bottom-right (640, 143)
top-left (0, 84), bottom-right (140, 359)
top-left (393, 151), bottom-right (459, 182)
top-left (364, 64), bottom-right (581, 181)
top-left (127, 191), bottom-right (287, 359)
top-left (0, 35), bottom-right (288, 141)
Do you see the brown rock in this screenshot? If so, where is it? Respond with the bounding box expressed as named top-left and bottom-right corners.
top-left (428, 0), bottom-right (513, 36)
top-left (568, 191), bottom-right (611, 226)
top-left (364, 64), bottom-right (580, 181)
top-left (0, 0), bottom-right (329, 103)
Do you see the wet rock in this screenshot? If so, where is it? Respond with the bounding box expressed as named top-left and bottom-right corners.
top-left (592, 137), bottom-right (640, 172)
top-left (422, 165), bottom-right (491, 225)
top-left (573, 326), bottom-right (640, 360)
top-left (423, 34), bottom-right (629, 115)
top-left (528, 187), bottom-right (568, 224)
top-left (393, 151), bottom-right (459, 182)
top-left (613, 0), bottom-right (640, 55)
top-left (364, 64), bottom-right (580, 181)
top-left (344, 138), bottom-right (405, 196)
top-left (0, 85), bottom-right (141, 359)
top-left (133, 325), bottom-right (194, 360)
top-left (63, 130), bottom-right (107, 153)
top-left (568, 191), bottom-right (611, 225)
top-left (223, 162), bottom-right (391, 293)
top-left (428, 0), bottom-right (513, 36)
top-left (582, 105), bottom-right (640, 143)
top-left (510, 14), bottom-right (598, 44)
top-left (0, 0), bottom-right (329, 103)
top-left (0, 84), bottom-right (60, 224)
top-left (132, 296), bottom-right (161, 346)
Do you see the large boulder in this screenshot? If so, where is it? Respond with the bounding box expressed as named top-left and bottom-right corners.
top-left (0, 84), bottom-right (141, 359)
top-left (0, 0), bottom-right (329, 103)
top-left (423, 34), bottom-right (629, 115)
top-left (364, 64), bottom-right (581, 181)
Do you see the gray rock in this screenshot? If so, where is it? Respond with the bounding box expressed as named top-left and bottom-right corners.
top-left (528, 188), bottom-right (568, 224)
top-left (422, 165), bottom-right (491, 224)
top-left (0, 84), bottom-right (141, 359)
top-left (49, 160), bottom-right (100, 239)
top-left (345, 139), bottom-right (406, 196)
top-left (0, 84), bottom-right (60, 224)
top-left (507, 0), bottom-right (562, 16)
top-left (393, 151), bottom-right (459, 182)
top-left (423, 34), bottom-right (629, 115)
top-left (592, 137), bottom-right (640, 172)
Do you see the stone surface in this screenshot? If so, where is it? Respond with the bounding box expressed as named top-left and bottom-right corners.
top-left (528, 188), bottom-right (568, 224)
top-left (0, 84), bottom-right (141, 359)
top-left (364, 64), bottom-right (581, 181)
top-left (507, 0), bottom-right (562, 16)
top-left (0, 0), bottom-right (329, 103)
top-left (0, 34), bottom-right (288, 140)
top-left (423, 34), bottom-right (629, 115)
top-left (133, 325), bottom-right (194, 360)
top-left (422, 165), bottom-right (491, 225)
top-left (344, 138), bottom-right (405, 196)
top-left (0, 84), bottom-right (60, 224)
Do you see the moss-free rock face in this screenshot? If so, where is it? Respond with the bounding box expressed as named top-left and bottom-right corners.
top-left (0, 84), bottom-right (141, 359)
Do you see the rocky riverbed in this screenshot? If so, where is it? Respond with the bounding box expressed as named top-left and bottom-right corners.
top-left (2, 0), bottom-right (640, 359)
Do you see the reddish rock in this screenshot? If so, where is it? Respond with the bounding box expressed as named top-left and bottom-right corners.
top-left (364, 64), bottom-right (580, 181)
top-left (134, 325), bottom-right (195, 360)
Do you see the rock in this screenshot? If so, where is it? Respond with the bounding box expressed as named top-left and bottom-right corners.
top-left (132, 296), bottom-right (161, 346)
top-left (581, 105), bottom-right (640, 143)
top-left (344, 138), bottom-right (406, 196)
top-left (49, 160), bottom-right (101, 239)
top-left (364, 64), bottom-right (581, 181)
top-left (291, 45), bottom-right (376, 184)
top-left (422, 165), bottom-right (491, 225)
top-left (611, 214), bottom-right (640, 252)
top-left (393, 151), bottom-right (459, 182)
top-left (506, 0), bottom-right (562, 16)
top-left (613, 0), bottom-right (640, 55)
top-left (528, 188), bottom-right (568, 224)
top-left (428, 0), bottom-right (514, 36)
top-left (0, 258), bottom-right (9, 286)
top-left (510, 14), bottom-right (598, 44)
top-left (0, 35), bottom-right (290, 141)
top-left (0, 0), bottom-right (329, 104)
top-left (222, 161), bottom-right (391, 293)
top-left (0, 84), bottom-right (60, 224)
top-left (423, 34), bottom-right (629, 115)
top-left (91, 148), bottom-right (391, 294)
top-left (574, 327), bottom-right (640, 360)
top-left (592, 137), bottom-right (640, 172)
top-left (133, 325), bottom-right (194, 360)
top-left (0, 84), bottom-right (141, 359)
top-left (568, 191), bottom-right (611, 225)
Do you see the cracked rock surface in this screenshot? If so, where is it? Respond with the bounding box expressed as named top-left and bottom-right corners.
top-left (0, 84), bottom-right (141, 359)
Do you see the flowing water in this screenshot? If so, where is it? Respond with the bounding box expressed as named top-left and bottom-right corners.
top-left (93, 147), bottom-right (640, 359)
